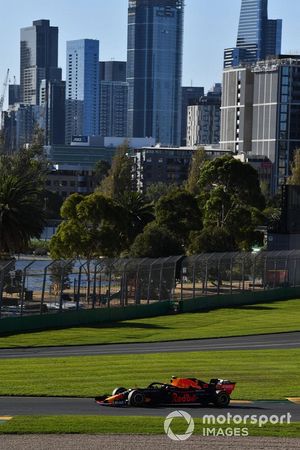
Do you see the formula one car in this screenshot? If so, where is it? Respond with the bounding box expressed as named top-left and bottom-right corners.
top-left (95, 376), bottom-right (236, 408)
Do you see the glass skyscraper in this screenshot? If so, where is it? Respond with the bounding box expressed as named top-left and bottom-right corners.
top-left (99, 61), bottom-right (128, 137)
top-left (20, 19), bottom-right (61, 104)
top-left (224, 0), bottom-right (282, 68)
top-left (127, 0), bottom-right (184, 146)
top-left (65, 39), bottom-right (100, 144)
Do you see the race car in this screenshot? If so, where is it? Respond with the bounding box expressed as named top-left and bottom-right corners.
top-left (95, 376), bottom-right (236, 408)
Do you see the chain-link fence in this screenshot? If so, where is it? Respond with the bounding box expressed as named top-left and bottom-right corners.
top-left (0, 256), bottom-right (182, 318)
top-left (1, 251), bottom-right (300, 318)
top-left (179, 251), bottom-right (300, 300)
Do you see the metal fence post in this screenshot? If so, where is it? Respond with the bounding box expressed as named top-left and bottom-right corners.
top-left (192, 259), bottom-right (196, 299)
top-left (76, 262), bottom-right (84, 311)
top-left (252, 254), bottom-right (256, 291)
top-left (293, 258), bottom-right (298, 287)
top-left (263, 255), bottom-right (267, 290)
top-left (230, 255), bottom-right (233, 294)
top-left (159, 258), bottom-right (169, 302)
top-left (0, 260), bottom-right (15, 319)
top-left (242, 256), bottom-right (245, 292)
top-left (20, 261), bottom-right (35, 316)
top-left (40, 260), bottom-right (56, 314)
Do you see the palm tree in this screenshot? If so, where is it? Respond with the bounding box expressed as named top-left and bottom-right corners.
top-left (117, 191), bottom-right (154, 246)
top-left (0, 174), bottom-right (45, 255)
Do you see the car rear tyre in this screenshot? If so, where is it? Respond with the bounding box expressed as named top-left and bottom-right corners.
top-left (213, 391), bottom-right (230, 407)
top-left (128, 389), bottom-right (145, 407)
top-left (112, 387), bottom-right (127, 395)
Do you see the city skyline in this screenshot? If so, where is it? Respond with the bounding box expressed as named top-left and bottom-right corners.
top-left (1, 0), bottom-right (300, 101)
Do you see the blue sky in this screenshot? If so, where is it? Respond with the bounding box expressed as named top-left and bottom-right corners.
top-left (1, 0), bottom-right (300, 95)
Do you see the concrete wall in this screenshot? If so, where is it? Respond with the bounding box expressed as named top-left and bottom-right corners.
top-left (178, 287), bottom-right (300, 313)
top-left (0, 301), bottom-right (173, 335)
top-left (1, 287), bottom-right (300, 335)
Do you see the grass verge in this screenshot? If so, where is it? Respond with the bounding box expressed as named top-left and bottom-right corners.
top-left (0, 298), bottom-right (299, 348)
top-left (0, 349), bottom-right (299, 399)
top-left (0, 416), bottom-right (299, 437)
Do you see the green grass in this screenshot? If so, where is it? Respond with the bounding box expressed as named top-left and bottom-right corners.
top-left (0, 298), bottom-right (299, 348)
top-left (0, 349), bottom-right (299, 399)
top-left (0, 416), bottom-right (299, 437)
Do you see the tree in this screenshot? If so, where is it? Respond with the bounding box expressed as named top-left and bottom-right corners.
top-left (50, 193), bottom-right (127, 300)
top-left (0, 174), bottom-right (45, 255)
top-left (49, 261), bottom-right (74, 296)
top-left (155, 188), bottom-right (202, 247)
top-left (30, 124), bottom-right (45, 156)
top-left (129, 222), bottom-right (183, 258)
top-left (98, 142), bottom-right (133, 199)
top-left (94, 160), bottom-right (111, 186)
top-left (195, 155), bottom-right (266, 252)
top-left (185, 147), bottom-right (206, 195)
top-left (188, 227), bottom-right (237, 253)
top-left (199, 155), bottom-right (265, 209)
top-left (116, 191), bottom-right (154, 246)
top-left (0, 145), bottom-right (48, 188)
top-left (145, 182), bottom-right (178, 204)
top-left (288, 149), bottom-right (300, 185)
top-left (50, 193), bottom-right (126, 260)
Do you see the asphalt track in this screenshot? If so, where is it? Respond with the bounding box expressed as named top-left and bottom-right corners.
top-left (0, 332), bottom-right (299, 359)
top-left (0, 396), bottom-right (299, 420)
top-left (0, 332), bottom-right (299, 420)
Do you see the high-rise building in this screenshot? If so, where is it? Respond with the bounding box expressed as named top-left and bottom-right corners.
top-left (221, 56), bottom-right (300, 192)
top-left (99, 61), bottom-right (128, 137)
top-left (224, 0), bottom-right (282, 68)
top-left (8, 84), bottom-right (21, 107)
top-left (127, 0), bottom-right (184, 146)
top-left (187, 84), bottom-right (221, 146)
top-left (181, 86), bottom-right (204, 146)
top-left (220, 67), bottom-right (254, 154)
top-left (46, 80), bottom-right (66, 145)
top-left (99, 61), bottom-right (126, 82)
top-left (20, 20), bottom-right (61, 104)
top-left (65, 39), bottom-right (100, 144)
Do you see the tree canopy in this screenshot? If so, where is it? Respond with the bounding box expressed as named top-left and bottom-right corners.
top-left (155, 188), bottom-right (202, 247)
top-left (116, 191), bottom-right (154, 246)
top-left (50, 193), bottom-right (126, 259)
top-left (129, 222), bottom-right (182, 258)
top-left (198, 155), bottom-right (265, 209)
top-left (188, 155), bottom-right (266, 253)
top-left (0, 174), bottom-right (45, 254)
top-left (0, 147), bottom-right (46, 255)
top-left (98, 142), bottom-right (133, 199)
top-left (185, 146), bottom-right (206, 195)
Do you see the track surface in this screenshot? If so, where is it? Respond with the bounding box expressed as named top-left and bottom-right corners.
top-left (0, 396), bottom-right (299, 420)
top-left (0, 333), bottom-right (299, 420)
top-left (0, 332), bottom-right (299, 359)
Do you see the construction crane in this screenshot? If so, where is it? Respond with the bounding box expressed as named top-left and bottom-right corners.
top-left (0, 68), bottom-right (10, 115)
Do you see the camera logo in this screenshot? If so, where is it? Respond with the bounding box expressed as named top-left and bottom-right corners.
top-left (164, 410), bottom-right (195, 441)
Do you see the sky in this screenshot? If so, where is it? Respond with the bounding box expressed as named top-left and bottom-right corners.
top-left (1, 0), bottom-right (300, 100)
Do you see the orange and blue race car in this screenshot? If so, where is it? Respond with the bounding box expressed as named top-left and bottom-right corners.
top-left (95, 376), bottom-right (236, 408)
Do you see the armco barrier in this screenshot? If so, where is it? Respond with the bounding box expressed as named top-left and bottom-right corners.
top-left (178, 287), bottom-right (300, 313)
top-left (0, 301), bottom-right (173, 334)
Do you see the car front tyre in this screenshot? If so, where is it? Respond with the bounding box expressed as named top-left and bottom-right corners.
top-left (112, 387), bottom-right (127, 395)
top-left (128, 389), bottom-right (145, 407)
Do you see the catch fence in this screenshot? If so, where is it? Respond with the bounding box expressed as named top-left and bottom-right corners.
top-left (0, 251), bottom-right (300, 319)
